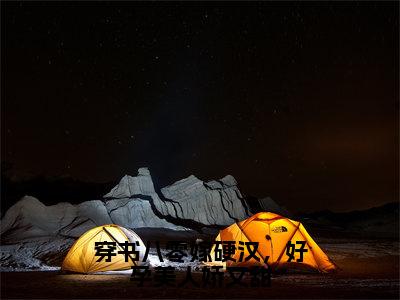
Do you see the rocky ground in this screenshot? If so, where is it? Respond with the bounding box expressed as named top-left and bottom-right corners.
top-left (1, 237), bottom-right (398, 299)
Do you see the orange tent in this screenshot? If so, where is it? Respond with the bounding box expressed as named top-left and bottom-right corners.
top-left (207, 212), bottom-right (336, 273)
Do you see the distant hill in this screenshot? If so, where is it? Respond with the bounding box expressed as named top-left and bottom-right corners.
top-left (1, 176), bottom-right (116, 216)
top-left (298, 202), bottom-right (399, 239)
top-left (245, 195), bottom-right (291, 217)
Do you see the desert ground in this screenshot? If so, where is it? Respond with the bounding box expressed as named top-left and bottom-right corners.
top-left (1, 237), bottom-right (398, 299)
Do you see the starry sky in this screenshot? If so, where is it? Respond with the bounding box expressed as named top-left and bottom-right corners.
top-left (2, 2), bottom-right (398, 212)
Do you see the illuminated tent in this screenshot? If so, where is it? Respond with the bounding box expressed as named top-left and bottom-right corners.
top-left (62, 224), bottom-right (146, 273)
top-left (207, 212), bottom-right (336, 273)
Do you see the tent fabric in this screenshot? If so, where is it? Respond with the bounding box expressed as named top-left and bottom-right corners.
top-left (207, 212), bottom-right (336, 273)
top-left (61, 224), bottom-right (146, 273)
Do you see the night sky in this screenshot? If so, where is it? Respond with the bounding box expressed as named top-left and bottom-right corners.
top-left (2, 2), bottom-right (398, 213)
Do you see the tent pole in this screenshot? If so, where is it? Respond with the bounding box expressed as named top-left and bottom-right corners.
top-left (103, 227), bottom-right (137, 264)
top-left (236, 222), bottom-right (269, 268)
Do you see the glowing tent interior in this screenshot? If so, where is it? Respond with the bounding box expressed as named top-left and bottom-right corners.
top-left (207, 212), bottom-right (337, 273)
top-left (61, 224), bottom-right (146, 274)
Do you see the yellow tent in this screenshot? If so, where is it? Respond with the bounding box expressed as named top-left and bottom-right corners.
top-left (207, 212), bottom-right (336, 273)
top-left (61, 224), bottom-right (146, 273)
